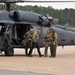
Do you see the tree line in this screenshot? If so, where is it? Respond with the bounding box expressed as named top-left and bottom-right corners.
top-left (0, 4), bottom-right (75, 26)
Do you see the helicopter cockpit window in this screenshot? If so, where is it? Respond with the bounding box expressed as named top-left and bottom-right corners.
top-left (0, 26), bottom-right (5, 36)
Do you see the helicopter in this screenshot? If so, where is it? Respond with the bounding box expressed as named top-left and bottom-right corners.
top-left (0, 0), bottom-right (75, 56)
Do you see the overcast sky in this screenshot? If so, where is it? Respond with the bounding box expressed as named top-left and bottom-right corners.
top-left (16, 0), bottom-right (75, 9)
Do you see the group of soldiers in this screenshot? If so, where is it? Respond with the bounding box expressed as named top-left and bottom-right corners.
top-left (21, 28), bottom-right (58, 58)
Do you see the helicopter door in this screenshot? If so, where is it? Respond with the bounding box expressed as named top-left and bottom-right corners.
top-left (12, 24), bottom-right (32, 45)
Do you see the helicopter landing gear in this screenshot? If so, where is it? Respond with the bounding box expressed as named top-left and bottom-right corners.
top-left (0, 25), bottom-right (14, 56)
top-left (3, 40), bottom-right (14, 56)
top-left (4, 47), bottom-right (14, 56)
top-left (1, 35), bottom-right (14, 56)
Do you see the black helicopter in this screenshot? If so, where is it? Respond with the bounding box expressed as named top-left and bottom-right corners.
top-left (0, 0), bottom-right (75, 56)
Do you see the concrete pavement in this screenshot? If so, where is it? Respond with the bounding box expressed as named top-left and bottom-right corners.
top-left (0, 70), bottom-right (54, 75)
top-left (0, 46), bottom-right (75, 75)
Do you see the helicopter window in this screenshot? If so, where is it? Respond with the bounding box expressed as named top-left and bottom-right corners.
top-left (0, 25), bottom-right (5, 36)
top-left (0, 26), bottom-right (2, 31)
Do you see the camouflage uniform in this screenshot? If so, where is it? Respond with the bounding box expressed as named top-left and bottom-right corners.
top-left (22, 31), bottom-right (33, 55)
top-left (44, 32), bottom-right (52, 57)
top-left (28, 32), bottom-right (41, 57)
top-left (50, 31), bottom-right (58, 57)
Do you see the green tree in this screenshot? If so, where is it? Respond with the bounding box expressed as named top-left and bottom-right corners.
top-left (53, 18), bottom-right (59, 25)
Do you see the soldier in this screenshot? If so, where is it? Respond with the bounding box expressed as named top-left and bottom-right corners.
top-left (22, 28), bottom-right (34, 55)
top-left (43, 29), bottom-right (52, 57)
top-left (50, 29), bottom-right (58, 58)
top-left (28, 28), bottom-right (42, 57)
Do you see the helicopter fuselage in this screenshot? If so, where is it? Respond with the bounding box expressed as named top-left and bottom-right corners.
top-left (0, 10), bottom-right (75, 56)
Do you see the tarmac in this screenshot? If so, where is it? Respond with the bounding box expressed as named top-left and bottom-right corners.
top-left (0, 70), bottom-right (53, 75)
top-left (0, 46), bottom-right (75, 75)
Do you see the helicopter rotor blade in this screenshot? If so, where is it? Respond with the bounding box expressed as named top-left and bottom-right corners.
top-left (24, 0), bottom-right (75, 3)
top-left (0, 0), bottom-right (25, 3)
top-left (0, 0), bottom-right (75, 3)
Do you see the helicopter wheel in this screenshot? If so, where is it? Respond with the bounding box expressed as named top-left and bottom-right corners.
top-left (4, 47), bottom-right (14, 56)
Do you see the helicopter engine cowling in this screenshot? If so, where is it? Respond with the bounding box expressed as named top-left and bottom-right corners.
top-left (13, 11), bottom-right (42, 22)
top-left (12, 11), bottom-right (49, 25)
